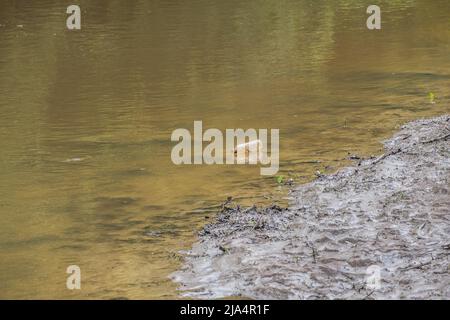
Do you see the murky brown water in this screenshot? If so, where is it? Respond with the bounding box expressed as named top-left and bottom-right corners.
top-left (0, 0), bottom-right (449, 299)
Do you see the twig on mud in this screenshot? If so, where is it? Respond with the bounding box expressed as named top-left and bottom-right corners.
top-left (363, 289), bottom-right (376, 300)
top-left (371, 148), bottom-right (402, 165)
top-left (421, 133), bottom-right (450, 144)
top-left (401, 260), bottom-right (433, 271)
top-left (306, 242), bottom-right (317, 263)
top-left (401, 251), bottom-right (448, 271)
top-left (400, 134), bottom-right (411, 140)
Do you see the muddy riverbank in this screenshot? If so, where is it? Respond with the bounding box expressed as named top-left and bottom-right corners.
top-left (172, 115), bottom-right (450, 299)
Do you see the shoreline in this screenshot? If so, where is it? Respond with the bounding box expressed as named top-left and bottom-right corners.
top-left (171, 115), bottom-right (450, 299)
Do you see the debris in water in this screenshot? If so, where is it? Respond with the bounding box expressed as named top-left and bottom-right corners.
top-left (63, 156), bottom-right (90, 163)
top-left (428, 92), bottom-right (436, 104)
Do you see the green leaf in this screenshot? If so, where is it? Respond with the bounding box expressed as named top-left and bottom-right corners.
top-left (276, 175), bottom-right (284, 184)
top-left (428, 92), bottom-right (435, 103)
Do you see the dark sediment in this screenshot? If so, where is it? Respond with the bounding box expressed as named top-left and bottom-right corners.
top-left (171, 115), bottom-right (450, 299)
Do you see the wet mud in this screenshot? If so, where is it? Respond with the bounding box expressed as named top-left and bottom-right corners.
top-left (172, 115), bottom-right (450, 299)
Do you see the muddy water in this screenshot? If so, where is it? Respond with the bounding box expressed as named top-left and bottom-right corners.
top-left (0, 0), bottom-right (449, 299)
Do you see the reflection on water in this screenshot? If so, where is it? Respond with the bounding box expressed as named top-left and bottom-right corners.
top-left (0, 0), bottom-right (449, 298)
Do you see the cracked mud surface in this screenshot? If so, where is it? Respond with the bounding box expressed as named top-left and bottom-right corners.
top-left (171, 115), bottom-right (450, 299)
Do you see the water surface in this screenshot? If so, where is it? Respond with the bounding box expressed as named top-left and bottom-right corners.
top-left (0, 0), bottom-right (449, 298)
